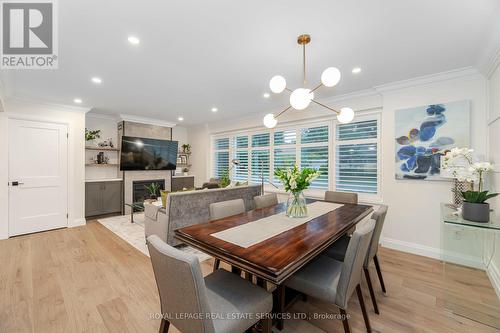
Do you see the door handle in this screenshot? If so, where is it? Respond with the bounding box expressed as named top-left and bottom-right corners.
top-left (11, 181), bottom-right (24, 186)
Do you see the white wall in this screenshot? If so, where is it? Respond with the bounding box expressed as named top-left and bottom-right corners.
top-left (380, 72), bottom-right (487, 267)
top-left (0, 99), bottom-right (88, 239)
top-left (172, 126), bottom-right (188, 147)
top-left (486, 61), bottom-right (500, 296)
top-left (0, 112), bottom-right (8, 239)
top-left (187, 69), bottom-right (489, 265)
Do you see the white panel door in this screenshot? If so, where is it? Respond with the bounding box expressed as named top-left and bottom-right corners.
top-left (9, 119), bottom-right (68, 236)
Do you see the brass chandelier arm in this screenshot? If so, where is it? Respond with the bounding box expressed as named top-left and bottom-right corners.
top-left (310, 83), bottom-right (323, 93)
top-left (275, 106), bottom-right (292, 119)
top-left (311, 99), bottom-right (340, 114)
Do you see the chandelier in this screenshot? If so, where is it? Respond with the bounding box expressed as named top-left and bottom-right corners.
top-left (263, 34), bottom-right (355, 128)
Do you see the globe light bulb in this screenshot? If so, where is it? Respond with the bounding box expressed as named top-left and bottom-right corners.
top-left (337, 107), bottom-right (355, 123)
top-left (289, 88), bottom-right (313, 110)
top-left (269, 75), bottom-right (286, 94)
top-left (263, 113), bottom-right (278, 128)
top-left (321, 67), bottom-right (342, 87)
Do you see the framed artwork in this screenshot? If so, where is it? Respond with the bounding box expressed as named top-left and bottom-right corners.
top-left (180, 155), bottom-right (188, 164)
top-left (395, 100), bottom-right (470, 180)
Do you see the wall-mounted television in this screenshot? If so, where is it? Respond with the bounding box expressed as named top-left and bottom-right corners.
top-left (120, 136), bottom-right (178, 171)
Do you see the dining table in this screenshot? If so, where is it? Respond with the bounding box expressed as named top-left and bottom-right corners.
top-left (174, 199), bottom-right (373, 330)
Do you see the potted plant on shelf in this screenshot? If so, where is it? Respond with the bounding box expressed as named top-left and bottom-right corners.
top-left (85, 128), bottom-right (101, 146)
top-left (442, 148), bottom-right (498, 222)
top-left (181, 144), bottom-right (191, 153)
top-left (274, 165), bottom-right (320, 218)
top-left (144, 183), bottom-right (162, 202)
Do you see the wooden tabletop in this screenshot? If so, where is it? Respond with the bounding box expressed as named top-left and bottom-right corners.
top-left (175, 200), bottom-right (373, 284)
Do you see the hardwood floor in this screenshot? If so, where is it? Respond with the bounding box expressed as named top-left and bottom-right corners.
top-left (0, 221), bottom-right (498, 333)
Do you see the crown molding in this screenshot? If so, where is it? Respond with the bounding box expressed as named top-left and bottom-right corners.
top-left (86, 112), bottom-right (119, 121)
top-left (5, 95), bottom-right (91, 113)
top-left (374, 67), bottom-right (481, 93)
top-left (484, 43), bottom-right (500, 79)
top-left (119, 114), bottom-right (177, 128)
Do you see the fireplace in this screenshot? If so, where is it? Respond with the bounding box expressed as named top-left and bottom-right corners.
top-left (132, 179), bottom-right (165, 206)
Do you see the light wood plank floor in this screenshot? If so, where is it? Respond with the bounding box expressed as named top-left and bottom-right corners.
top-left (0, 221), bottom-right (499, 333)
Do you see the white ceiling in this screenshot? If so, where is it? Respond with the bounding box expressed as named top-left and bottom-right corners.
top-left (2, 0), bottom-right (499, 125)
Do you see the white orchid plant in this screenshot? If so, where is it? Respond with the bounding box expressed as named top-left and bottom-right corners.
top-left (442, 147), bottom-right (498, 204)
top-left (274, 165), bottom-right (320, 194)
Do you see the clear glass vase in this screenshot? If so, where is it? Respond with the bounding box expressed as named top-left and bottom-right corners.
top-left (286, 191), bottom-right (307, 218)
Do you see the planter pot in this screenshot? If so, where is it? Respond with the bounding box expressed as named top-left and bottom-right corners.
top-left (462, 202), bottom-right (490, 223)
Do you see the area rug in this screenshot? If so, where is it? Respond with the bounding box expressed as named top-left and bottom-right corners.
top-left (97, 214), bottom-right (211, 262)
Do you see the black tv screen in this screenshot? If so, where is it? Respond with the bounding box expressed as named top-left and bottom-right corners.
top-left (120, 136), bottom-right (178, 171)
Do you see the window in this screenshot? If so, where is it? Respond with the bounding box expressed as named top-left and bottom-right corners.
top-left (211, 115), bottom-right (380, 196)
top-left (300, 126), bottom-right (329, 189)
top-left (335, 120), bottom-right (378, 194)
top-left (213, 137), bottom-right (229, 178)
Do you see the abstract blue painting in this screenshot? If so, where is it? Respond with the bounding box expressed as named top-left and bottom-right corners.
top-left (395, 100), bottom-right (470, 180)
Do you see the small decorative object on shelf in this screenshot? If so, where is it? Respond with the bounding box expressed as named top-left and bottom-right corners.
top-left (452, 179), bottom-right (473, 206)
top-left (442, 147), bottom-right (498, 222)
top-left (181, 143), bottom-right (191, 153)
top-left (85, 128), bottom-right (101, 145)
top-left (274, 165), bottom-right (320, 218)
top-left (98, 138), bottom-right (114, 148)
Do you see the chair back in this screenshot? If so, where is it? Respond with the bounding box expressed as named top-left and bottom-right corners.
top-left (335, 220), bottom-right (375, 309)
top-left (254, 193), bottom-right (279, 209)
top-left (364, 205), bottom-right (388, 267)
top-left (147, 235), bottom-right (215, 333)
top-left (209, 198), bottom-right (245, 221)
top-left (324, 191), bottom-right (358, 204)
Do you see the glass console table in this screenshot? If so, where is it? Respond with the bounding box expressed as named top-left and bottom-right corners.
top-left (440, 203), bottom-right (500, 329)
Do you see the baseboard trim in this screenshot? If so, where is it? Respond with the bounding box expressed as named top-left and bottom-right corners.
top-left (381, 237), bottom-right (484, 269)
top-left (487, 261), bottom-right (500, 300)
top-left (69, 218), bottom-right (86, 228)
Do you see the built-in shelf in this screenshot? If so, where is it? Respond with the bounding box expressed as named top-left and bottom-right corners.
top-left (85, 163), bottom-right (119, 167)
top-left (85, 146), bottom-right (120, 151)
top-left (85, 178), bottom-right (123, 183)
top-left (177, 163), bottom-right (192, 167)
top-left (178, 151), bottom-right (191, 155)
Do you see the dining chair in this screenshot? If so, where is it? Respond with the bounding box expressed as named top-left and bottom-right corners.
top-left (209, 199), bottom-right (245, 271)
top-left (284, 219), bottom-right (375, 333)
top-left (254, 193), bottom-right (279, 209)
top-left (324, 191), bottom-right (358, 204)
top-left (324, 191), bottom-right (358, 236)
top-left (322, 205), bottom-right (388, 315)
top-left (147, 235), bottom-right (273, 333)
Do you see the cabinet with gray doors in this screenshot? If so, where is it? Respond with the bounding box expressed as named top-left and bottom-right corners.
top-left (85, 181), bottom-right (123, 217)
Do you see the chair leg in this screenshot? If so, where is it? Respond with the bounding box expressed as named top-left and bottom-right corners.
top-left (159, 318), bottom-right (170, 333)
top-left (363, 268), bottom-right (379, 315)
top-left (356, 284), bottom-right (372, 333)
top-left (273, 285), bottom-right (285, 331)
top-left (373, 255), bottom-right (387, 293)
top-left (261, 316), bottom-right (273, 333)
top-left (339, 308), bottom-right (350, 333)
top-left (213, 258), bottom-right (220, 271)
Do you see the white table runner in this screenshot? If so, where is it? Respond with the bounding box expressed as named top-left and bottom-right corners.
top-left (211, 201), bottom-right (344, 248)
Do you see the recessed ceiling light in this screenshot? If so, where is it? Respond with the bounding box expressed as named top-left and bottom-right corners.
top-left (178, 117), bottom-right (184, 121)
top-left (73, 98), bottom-right (82, 104)
top-left (128, 36), bottom-right (140, 45)
top-left (211, 107), bottom-right (218, 113)
top-left (91, 77), bottom-right (102, 84)
top-left (263, 93), bottom-right (270, 98)
top-left (352, 67), bottom-right (362, 74)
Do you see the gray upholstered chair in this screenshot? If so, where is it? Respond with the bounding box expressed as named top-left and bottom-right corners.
top-left (209, 199), bottom-right (245, 271)
top-left (253, 193), bottom-right (279, 209)
top-left (147, 235), bottom-right (273, 333)
top-left (284, 220), bottom-right (375, 333)
top-left (324, 191), bottom-right (358, 204)
top-left (322, 205), bottom-right (388, 315)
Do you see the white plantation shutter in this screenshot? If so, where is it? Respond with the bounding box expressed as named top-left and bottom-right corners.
top-left (252, 133), bottom-right (270, 147)
top-left (335, 120), bottom-right (378, 194)
top-left (300, 125), bottom-right (329, 189)
top-left (233, 135), bottom-right (249, 182)
top-left (251, 149), bottom-right (270, 183)
top-left (274, 130), bottom-right (297, 145)
top-left (213, 137), bottom-right (229, 178)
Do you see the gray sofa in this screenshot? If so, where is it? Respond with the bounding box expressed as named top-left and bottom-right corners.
top-left (144, 184), bottom-right (261, 246)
